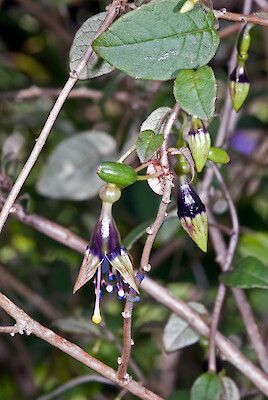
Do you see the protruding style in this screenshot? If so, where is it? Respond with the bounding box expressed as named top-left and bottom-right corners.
top-left (73, 184), bottom-right (138, 324)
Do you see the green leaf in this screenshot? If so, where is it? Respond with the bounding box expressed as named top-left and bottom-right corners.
top-left (174, 66), bottom-right (217, 120)
top-left (220, 256), bottom-right (268, 289)
top-left (37, 131), bottom-right (116, 200)
top-left (163, 302), bottom-right (207, 352)
top-left (239, 232), bottom-right (268, 265)
top-left (93, 0), bottom-right (220, 81)
top-left (69, 12), bottom-right (114, 80)
top-left (141, 107), bottom-right (171, 133)
top-left (136, 130), bottom-right (164, 162)
top-left (221, 377), bottom-right (240, 400)
top-left (191, 373), bottom-right (222, 400)
top-left (168, 390), bottom-right (190, 400)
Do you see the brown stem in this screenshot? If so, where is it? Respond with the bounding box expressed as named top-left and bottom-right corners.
top-left (3, 201), bottom-right (268, 394)
top-left (208, 164), bottom-right (239, 372)
top-left (117, 103), bottom-right (180, 380)
top-left (0, 265), bottom-right (61, 320)
top-left (208, 209), bottom-right (268, 372)
top-left (141, 277), bottom-right (268, 396)
top-left (0, 0), bottom-right (125, 235)
top-left (0, 325), bottom-right (19, 334)
top-left (0, 292), bottom-right (163, 400)
top-left (0, 87), bottom-right (138, 106)
top-left (232, 289), bottom-right (268, 373)
top-left (215, 9), bottom-right (268, 27)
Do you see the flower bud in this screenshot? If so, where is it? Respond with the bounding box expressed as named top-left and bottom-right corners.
top-left (229, 65), bottom-right (250, 112)
top-left (237, 25), bottom-right (251, 58)
top-left (97, 161), bottom-right (137, 188)
top-left (208, 147), bottom-right (230, 164)
top-left (180, 0), bottom-right (199, 13)
top-left (177, 179), bottom-right (208, 252)
top-left (188, 119), bottom-right (211, 173)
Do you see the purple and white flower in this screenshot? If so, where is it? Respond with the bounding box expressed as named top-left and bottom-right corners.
top-left (73, 184), bottom-right (138, 324)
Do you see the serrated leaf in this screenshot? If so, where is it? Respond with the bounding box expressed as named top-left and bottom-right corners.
top-left (69, 12), bottom-right (114, 79)
top-left (37, 131), bottom-right (116, 200)
top-left (136, 130), bottom-right (164, 162)
top-left (191, 373), bottom-right (222, 400)
top-left (174, 66), bottom-right (217, 120)
top-left (93, 0), bottom-right (220, 81)
top-left (163, 302), bottom-right (207, 352)
top-left (220, 256), bottom-right (268, 289)
top-left (141, 107), bottom-right (171, 133)
top-left (221, 377), bottom-right (240, 400)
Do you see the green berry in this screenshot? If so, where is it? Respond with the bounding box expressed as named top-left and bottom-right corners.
top-left (97, 161), bottom-right (137, 188)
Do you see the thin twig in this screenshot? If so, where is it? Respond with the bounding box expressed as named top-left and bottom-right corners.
top-left (0, 265), bottom-right (62, 320)
top-left (36, 375), bottom-right (115, 400)
top-left (0, 0), bottom-right (124, 235)
top-left (202, 0), bottom-right (252, 196)
top-left (3, 201), bottom-right (268, 394)
top-left (215, 9), bottom-right (268, 27)
top-left (117, 103), bottom-right (180, 381)
top-left (208, 164), bottom-right (239, 372)
top-left (0, 325), bottom-right (19, 334)
top-left (0, 292), bottom-right (163, 400)
top-left (208, 209), bottom-right (268, 372)
top-left (141, 277), bottom-right (268, 396)
top-left (0, 87), bottom-right (135, 105)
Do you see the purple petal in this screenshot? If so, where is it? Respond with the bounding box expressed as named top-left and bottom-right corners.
top-left (177, 182), bottom-right (206, 219)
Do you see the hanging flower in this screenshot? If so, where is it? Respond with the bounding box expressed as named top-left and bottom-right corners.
top-left (177, 178), bottom-right (208, 252)
top-left (73, 184), bottom-right (138, 324)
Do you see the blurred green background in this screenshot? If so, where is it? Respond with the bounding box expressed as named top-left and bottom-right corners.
top-left (0, 1), bottom-right (268, 399)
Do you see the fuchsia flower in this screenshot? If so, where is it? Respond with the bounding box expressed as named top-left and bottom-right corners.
top-left (73, 184), bottom-right (138, 324)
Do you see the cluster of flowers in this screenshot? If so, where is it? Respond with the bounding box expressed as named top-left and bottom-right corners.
top-left (73, 116), bottom-right (232, 324)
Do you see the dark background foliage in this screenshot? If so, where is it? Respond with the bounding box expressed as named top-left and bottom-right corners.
top-left (0, 0), bottom-right (267, 399)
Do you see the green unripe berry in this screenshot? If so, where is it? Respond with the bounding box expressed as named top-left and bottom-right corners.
top-left (99, 184), bottom-right (121, 203)
top-left (208, 147), bottom-right (230, 164)
top-left (97, 161), bottom-right (137, 188)
top-left (174, 159), bottom-right (191, 176)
